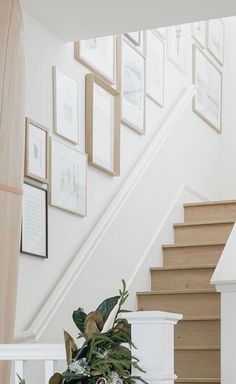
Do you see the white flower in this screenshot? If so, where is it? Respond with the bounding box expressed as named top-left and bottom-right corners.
top-left (68, 357), bottom-right (90, 375)
top-left (95, 347), bottom-right (109, 359)
top-left (108, 371), bottom-right (123, 384)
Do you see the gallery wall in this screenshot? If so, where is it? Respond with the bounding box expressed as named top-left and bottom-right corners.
top-left (15, 13), bottom-right (236, 341)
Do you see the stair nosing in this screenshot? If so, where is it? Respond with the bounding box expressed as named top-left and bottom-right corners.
top-left (184, 200), bottom-right (236, 207)
top-left (150, 264), bottom-right (216, 272)
top-left (174, 219), bottom-right (235, 227)
top-left (181, 315), bottom-right (220, 321)
top-left (176, 379), bottom-right (220, 383)
top-left (162, 241), bottom-right (225, 249)
top-left (137, 288), bottom-right (217, 295)
top-left (175, 345), bottom-right (220, 350)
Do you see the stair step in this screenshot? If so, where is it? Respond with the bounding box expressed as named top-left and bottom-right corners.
top-left (163, 242), bottom-right (224, 267)
top-left (151, 265), bottom-right (215, 291)
top-left (176, 379), bottom-right (220, 383)
top-left (175, 349), bottom-right (220, 378)
top-left (184, 200), bottom-right (236, 223)
top-left (175, 318), bottom-right (220, 348)
top-left (137, 290), bottom-right (220, 317)
top-left (173, 220), bottom-right (234, 244)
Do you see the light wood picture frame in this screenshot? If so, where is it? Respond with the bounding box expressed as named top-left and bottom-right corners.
top-left (124, 31), bottom-right (141, 46)
top-left (207, 19), bottom-right (225, 65)
top-left (193, 44), bottom-right (222, 133)
top-left (192, 21), bottom-right (207, 48)
top-left (117, 36), bottom-right (146, 134)
top-left (74, 36), bottom-right (117, 85)
top-left (85, 73), bottom-right (120, 176)
top-left (155, 27), bottom-right (167, 40)
top-left (167, 24), bottom-right (189, 73)
top-left (146, 30), bottom-right (165, 107)
top-left (25, 118), bottom-right (49, 184)
top-left (53, 66), bottom-right (79, 144)
top-left (21, 182), bottom-right (48, 258)
top-left (50, 138), bottom-right (87, 216)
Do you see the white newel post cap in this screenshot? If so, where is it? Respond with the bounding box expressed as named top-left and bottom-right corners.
top-left (122, 311), bottom-right (183, 383)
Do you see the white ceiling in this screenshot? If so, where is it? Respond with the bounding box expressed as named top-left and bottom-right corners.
top-left (21, 0), bottom-right (236, 41)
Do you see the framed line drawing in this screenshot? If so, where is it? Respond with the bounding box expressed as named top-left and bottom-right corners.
top-left (207, 19), bottom-right (225, 65)
top-left (192, 21), bottom-right (207, 48)
top-left (25, 118), bottom-right (49, 183)
top-left (167, 24), bottom-right (189, 73)
top-left (50, 138), bottom-right (87, 216)
top-left (118, 37), bottom-right (146, 134)
top-left (74, 35), bottom-right (117, 85)
top-left (146, 30), bottom-right (165, 107)
top-left (21, 182), bottom-right (48, 258)
top-left (53, 66), bottom-right (79, 144)
top-left (85, 73), bottom-right (120, 176)
top-left (193, 44), bottom-right (222, 133)
top-left (124, 31), bottom-right (141, 46)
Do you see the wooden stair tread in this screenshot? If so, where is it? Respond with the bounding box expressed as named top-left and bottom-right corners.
top-left (137, 288), bottom-right (217, 295)
top-left (175, 346), bottom-right (220, 350)
top-left (184, 200), bottom-right (236, 207)
top-left (181, 316), bottom-right (220, 321)
top-left (176, 379), bottom-right (220, 383)
top-left (150, 264), bottom-right (216, 271)
top-left (162, 241), bottom-right (225, 248)
top-left (174, 219), bottom-right (235, 227)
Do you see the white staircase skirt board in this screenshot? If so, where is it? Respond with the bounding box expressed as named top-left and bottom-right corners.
top-left (15, 86), bottom-right (195, 343)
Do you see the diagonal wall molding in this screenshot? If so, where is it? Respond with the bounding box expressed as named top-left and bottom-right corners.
top-left (15, 85), bottom-right (195, 343)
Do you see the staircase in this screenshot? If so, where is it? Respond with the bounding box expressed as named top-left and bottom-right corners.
top-left (137, 201), bottom-right (236, 384)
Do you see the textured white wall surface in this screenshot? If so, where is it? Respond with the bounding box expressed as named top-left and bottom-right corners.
top-left (15, 13), bottom-right (236, 342)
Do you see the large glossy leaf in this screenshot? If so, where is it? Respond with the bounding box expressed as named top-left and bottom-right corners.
top-left (73, 307), bottom-right (87, 333)
top-left (96, 295), bottom-right (120, 324)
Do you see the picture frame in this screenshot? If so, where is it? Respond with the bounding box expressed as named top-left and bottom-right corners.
top-left (193, 44), bottom-right (222, 133)
top-left (85, 73), bottom-right (120, 176)
top-left (74, 35), bottom-right (117, 85)
top-left (53, 66), bottom-right (79, 144)
top-left (192, 21), bottom-right (207, 48)
top-left (167, 24), bottom-right (189, 73)
top-left (25, 118), bottom-right (49, 183)
top-left (117, 37), bottom-right (146, 134)
top-left (155, 27), bottom-right (167, 40)
top-left (146, 30), bottom-right (165, 107)
top-left (207, 19), bottom-right (225, 65)
top-left (50, 138), bottom-right (87, 216)
top-left (124, 31), bottom-right (141, 46)
top-left (123, 31), bottom-right (145, 54)
top-left (21, 182), bottom-right (48, 258)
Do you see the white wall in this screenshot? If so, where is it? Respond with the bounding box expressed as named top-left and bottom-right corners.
top-left (16, 13), bottom-right (236, 342)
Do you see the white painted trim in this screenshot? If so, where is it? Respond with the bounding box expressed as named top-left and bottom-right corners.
top-left (0, 344), bottom-right (65, 360)
top-left (15, 85), bottom-right (195, 343)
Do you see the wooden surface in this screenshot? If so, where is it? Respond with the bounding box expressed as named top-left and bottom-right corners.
top-left (0, 0), bottom-right (25, 382)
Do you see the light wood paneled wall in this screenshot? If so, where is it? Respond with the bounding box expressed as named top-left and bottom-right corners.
top-left (0, 0), bottom-right (25, 382)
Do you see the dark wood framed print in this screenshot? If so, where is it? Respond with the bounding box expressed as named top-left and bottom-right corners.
top-left (25, 118), bottom-right (49, 183)
top-left (85, 73), bottom-right (120, 176)
top-left (193, 45), bottom-right (222, 133)
top-left (75, 36), bottom-right (117, 85)
top-left (21, 182), bottom-right (48, 258)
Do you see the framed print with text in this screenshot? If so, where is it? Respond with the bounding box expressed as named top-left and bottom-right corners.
top-left (146, 30), bottom-right (165, 107)
top-left (53, 66), bottom-right (79, 144)
top-left (192, 21), bottom-right (207, 48)
top-left (74, 36), bottom-right (116, 85)
top-left (193, 45), bottom-right (222, 133)
top-left (50, 138), bottom-right (87, 216)
top-left (21, 182), bottom-right (48, 258)
top-left (167, 24), bottom-right (189, 73)
top-left (207, 19), bottom-right (225, 65)
top-left (86, 73), bottom-right (120, 176)
top-left (25, 118), bottom-right (49, 183)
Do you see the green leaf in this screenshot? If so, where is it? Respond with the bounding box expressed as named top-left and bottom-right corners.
top-left (16, 374), bottom-right (26, 384)
top-left (96, 296), bottom-right (120, 324)
top-left (73, 307), bottom-right (87, 333)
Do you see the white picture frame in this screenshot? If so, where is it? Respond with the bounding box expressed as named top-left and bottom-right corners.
top-left (53, 67), bottom-right (79, 144)
top-left (167, 24), bottom-right (189, 73)
top-left (207, 19), bottom-right (225, 65)
top-left (193, 45), bottom-right (222, 133)
top-left (74, 36), bottom-right (116, 85)
top-left (192, 21), bottom-right (207, 48)
top-left (118, 38), bottom-right (146, 134)
top-left (50, 138), bottom-right (87, 216)
top-left (21, 183), bottom-right (48, 258)
top-left (146, 30), bottom-right (165, 107)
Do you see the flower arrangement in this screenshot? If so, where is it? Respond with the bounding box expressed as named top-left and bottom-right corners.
top-left (17, 281), bottom-right (145, 384)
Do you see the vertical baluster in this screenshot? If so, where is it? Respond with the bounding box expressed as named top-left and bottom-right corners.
top-left (45, 360), bottom-right (54, 383)
top-left (15, 360), bottom-right (24, 383)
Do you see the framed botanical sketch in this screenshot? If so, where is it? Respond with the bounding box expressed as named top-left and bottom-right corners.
top-left (74, 36), bottom-right (116, 85)
top-left (192, 21), bottom-right (207, 48)
top-left (50, 138), bottom-right (87, 216)
top-left (118, 37), bottom-right (146, 134)
top-left (207, 19), bottom-right (225, 65)
top-left (25, 118), bottom-right (49, 183)
top-left (21, 182), bottom-right (48, 258)
top-left (53, 67), bottom-right (79, 144)
top-left (124, 31), bottom-right (141, 46)
top-left (193, 45), bottom-right (222, 133)
top-left (146, 30), bottom-right (165, 107)
top-left (86, 73), bottom-right (120, 176)
top-left (156, 27), bottom-right (167, 40)
top-left (167, 24), bottom-right (189, 73)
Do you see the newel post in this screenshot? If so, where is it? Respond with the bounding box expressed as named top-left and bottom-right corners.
top-left (123, 311), bottom-right (182, 384)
